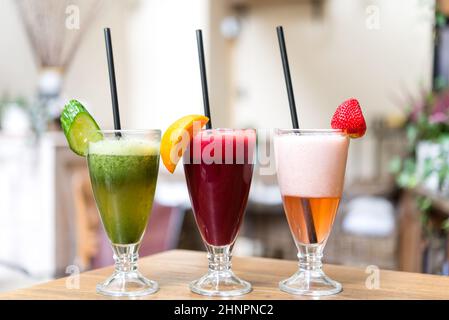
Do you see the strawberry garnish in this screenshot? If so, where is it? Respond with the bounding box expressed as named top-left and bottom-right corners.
top-left (331, 98), bottom-right (366, 138)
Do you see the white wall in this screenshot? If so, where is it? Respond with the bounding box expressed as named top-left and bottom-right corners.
top-left (232, 0), bottom-right (434, 179)
top-left (0, 0), bottom-right (36, 98)
top-left (0, 0), bottom-right (131, 128)
top-left (0, 0), bottom-right (209, 132)
top-left (0, 0), bottom-right (435, 180)
top-left (63, 1), bottom-right (131, 129)
top-left (126, 0), bottom-right (208, 131)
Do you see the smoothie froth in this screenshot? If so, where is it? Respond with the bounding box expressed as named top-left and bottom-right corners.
top-left (274, 133), bottom-right (349, 198)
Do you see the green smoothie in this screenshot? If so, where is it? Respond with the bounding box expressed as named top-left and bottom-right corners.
top-left (87, 139), bottom-right (160, 245)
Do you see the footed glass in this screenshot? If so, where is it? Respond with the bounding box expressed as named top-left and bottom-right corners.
top-left (183, 128), bottom-right (256, 296)
top-left (87, 130), bottom-right (160, 297)
top-left (274, 129), bottom-right (349, 296)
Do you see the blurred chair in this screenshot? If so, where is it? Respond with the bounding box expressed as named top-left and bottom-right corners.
top-left (139, 204), bottom-right (185, 257)
top-left (72, 168), bottom-right (101, 271)
top-left (244, 170), bottom-right (297, 260)
top-left (324, 119), bottom-right (404, 269)
top-left (326, 195), bottom-right (398, 270)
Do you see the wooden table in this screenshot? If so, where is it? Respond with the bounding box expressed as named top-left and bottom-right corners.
top-left (1, 250), bottom-right (449, 300)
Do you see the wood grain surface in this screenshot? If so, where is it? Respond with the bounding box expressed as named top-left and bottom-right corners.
top-left (1, 250), bottom-right (448, 300)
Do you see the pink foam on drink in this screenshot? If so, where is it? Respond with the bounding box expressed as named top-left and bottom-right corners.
top-left (274, 133), bottom-right (349, 198)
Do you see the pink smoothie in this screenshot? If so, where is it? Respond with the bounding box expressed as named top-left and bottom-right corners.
top-left (274, 131), bottom-right (349, 198)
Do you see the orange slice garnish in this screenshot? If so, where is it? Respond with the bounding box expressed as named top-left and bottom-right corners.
top-left (161, 114), bottom-right (209, 173)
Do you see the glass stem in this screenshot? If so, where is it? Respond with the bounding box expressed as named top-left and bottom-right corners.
top-left (112, 243), bottom-right (139, 273)
top-left (206, 244), bottom-right (232, 273)
top-left (297, 243), bottom-right (324, 273)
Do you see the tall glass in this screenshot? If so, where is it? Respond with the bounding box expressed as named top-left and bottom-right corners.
top-left (183, 128), bottom-right (256, 296)
top-left (87, 130), bottom-right (161, 297)
top-left (274, 129), bottom-right (349, 296)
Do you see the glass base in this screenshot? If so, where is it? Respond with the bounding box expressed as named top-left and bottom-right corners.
top-left (279, 269), bottom-right (342, 296)
top-left (96, 243), bottom-right (158, 297)
top-left (190, 270), bottom-right (252, 297)
top-left (96, 270), bottom-right (159, 297)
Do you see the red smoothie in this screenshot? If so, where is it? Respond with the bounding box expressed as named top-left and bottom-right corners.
top-left (183, 129), bottom-right (255, 246)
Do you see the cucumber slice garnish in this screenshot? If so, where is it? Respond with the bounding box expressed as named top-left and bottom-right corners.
top-left (60, 100), bottom-right (103, 156)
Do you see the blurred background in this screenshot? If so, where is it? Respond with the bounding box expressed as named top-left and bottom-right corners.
top-left (0, 0), bottom-right (448, 291)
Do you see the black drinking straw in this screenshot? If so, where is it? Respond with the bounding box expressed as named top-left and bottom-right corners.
top-left (276, 26), bottom-right (318, 244)
top-left (196, 29), bottom-right (212, 129)
top-left (104, 28), bottom-right (122, 136)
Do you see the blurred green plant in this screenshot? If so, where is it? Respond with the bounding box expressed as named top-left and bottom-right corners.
top-left (0, 93), bottom-right (28, 129)
top-left (390, 89), bottom-right (449, 232)
top-left (0, 93), bottom-right (50, 137)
